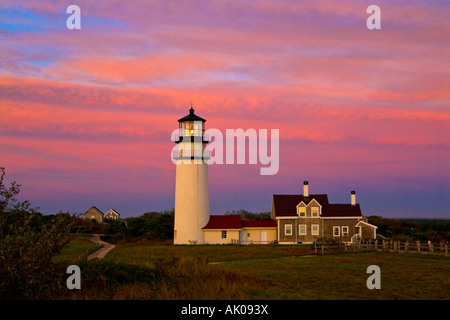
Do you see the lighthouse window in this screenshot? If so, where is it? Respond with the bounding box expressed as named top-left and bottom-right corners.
top-left (221, 230), bottom-right (227, 239)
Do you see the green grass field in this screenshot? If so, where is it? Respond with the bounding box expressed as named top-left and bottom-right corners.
top-left (52, 234), bottom-right (102, 265)
top-left (55, 237), bottom-right (450, 300)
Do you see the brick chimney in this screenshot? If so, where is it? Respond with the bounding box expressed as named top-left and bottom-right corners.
top-left (351, 190), bottom-right (356, 206)
top-left (303, 181), bottom-right (309, 197)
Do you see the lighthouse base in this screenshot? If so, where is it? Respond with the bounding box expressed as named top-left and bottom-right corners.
top-left (174, 160), bottom-right (210, 245)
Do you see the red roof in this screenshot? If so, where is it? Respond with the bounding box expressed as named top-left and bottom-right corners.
top-left (202, 215), bottom-right (242, 230)
top-left (242, 220), bottom-right (277, 228)
top-left (202, 215), bottom-right (277, 230)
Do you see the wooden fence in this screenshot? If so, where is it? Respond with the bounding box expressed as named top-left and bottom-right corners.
top-left (315, 240), bottom-right (449, 256)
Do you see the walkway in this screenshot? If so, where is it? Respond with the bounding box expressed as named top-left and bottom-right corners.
top-left (87, 234), bottom-right (116, 260)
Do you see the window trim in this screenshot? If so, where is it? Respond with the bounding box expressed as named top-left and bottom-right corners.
top-left (342, 226), bottom-right (349, 237)
top-left (311, 207), bottom-right (319, 217)
top-left (311, 224), bottom-right (319, 236)
top-left (221, 230), bottom-right (227, 239)
top-left (284, 224), bottom-right (293, 236)
top-left (333, 226), bottom-right (340, 237)
top-left (298, 207), bottom-right (306, 217)
top-left (299, 224), bottom-right (307, 235)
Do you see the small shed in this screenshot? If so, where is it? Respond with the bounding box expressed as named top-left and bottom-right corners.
top-left (241, 219), bottom-right (277, 245)
top-left (202, 215), bottom-right (242, 244)
top-left (202, 215), bottom-right (278, 245)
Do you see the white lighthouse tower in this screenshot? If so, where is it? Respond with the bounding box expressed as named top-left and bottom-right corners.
top-left (173, 107), bottom-right (210, 244)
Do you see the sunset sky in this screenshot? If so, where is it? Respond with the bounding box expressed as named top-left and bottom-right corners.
top-left (1, 0), bottom-right (449, 218)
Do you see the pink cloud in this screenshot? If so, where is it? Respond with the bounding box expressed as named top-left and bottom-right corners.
top-left (1, 0), bottom-right (449, 216)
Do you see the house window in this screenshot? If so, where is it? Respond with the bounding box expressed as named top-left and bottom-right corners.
top-left (311, 207), bottom-right (319, 217)
top-left (342, 226), bottom-right (349, 236)
top-left (299, 207), bottom-right (306, 217)
top-left (221, 230), bottom-right (227, 239)
top-left (333, 226), bottom-right (340, 237)
top-left (311, 224), bottom-right (319, 236)
top-left (285, 224), bottom-right (293, 236)
top-left (299, 224), bottom-right (306, 235)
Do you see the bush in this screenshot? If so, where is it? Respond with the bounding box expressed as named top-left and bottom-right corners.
top-left (0, 167), bottom-right (73, 299)
top-left (57, 256), bottom-right (268, 300)
top-left (100, 211), bottom-right (175, 243)
top-left (315, 237), bottom-right (340, 246)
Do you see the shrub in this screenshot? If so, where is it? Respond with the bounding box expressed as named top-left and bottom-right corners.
top-left (0, 167), bottom-right (73, 299)
top-left (315, 237), bottom-right (340, 246)
top-left (152, 256), bottom-right (268, 300)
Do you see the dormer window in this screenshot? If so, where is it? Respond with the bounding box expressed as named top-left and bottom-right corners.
top-left (311, 207), bottom-right (319, 217)
top-left (299, 207), bottom-right (306, 217)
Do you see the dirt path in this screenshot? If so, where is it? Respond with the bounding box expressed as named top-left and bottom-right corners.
top-left (87, 234), bottom-right (116, 261)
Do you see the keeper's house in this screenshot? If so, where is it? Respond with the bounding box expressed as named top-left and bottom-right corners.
top-left (271, 181), bottom-right (377, 244)
top-left (199, 181), bottom-right (376, 245)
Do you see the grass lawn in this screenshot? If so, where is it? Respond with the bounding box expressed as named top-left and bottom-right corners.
top-left (52, 234), bottom-right (102, 265)
top-left (215, 252), bottom-right (450, 299)
top-left (102, 243), bottom-right (316, 267)
top-left (55, 240), bottom-right (450, 300)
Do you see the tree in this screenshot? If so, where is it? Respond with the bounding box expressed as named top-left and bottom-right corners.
top-left (0, 167), bottom-right (73, 299)
top-left (224, 209), bottom-right (271, 220)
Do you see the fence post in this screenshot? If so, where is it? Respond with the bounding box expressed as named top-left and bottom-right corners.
top-left (321, 244), bottom-right (324, 255)
top-left (429, 242), bottom-right (434, 253)
top-left (445, 244), bottom-right (448, 257)
top-left (417, 240), bottom-right (420, 253)
top-left (405, 241), bottom-right (409, 253)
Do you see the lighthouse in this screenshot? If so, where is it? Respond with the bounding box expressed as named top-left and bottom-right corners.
top-left (173, 107), bottom-right (210, 244)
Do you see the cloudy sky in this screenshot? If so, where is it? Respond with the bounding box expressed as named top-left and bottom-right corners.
top-left (1, 0), bottom-right (449, 218)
